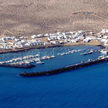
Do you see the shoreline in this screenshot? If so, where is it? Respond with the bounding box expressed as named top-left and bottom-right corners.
top-left (0, 41), bottom-right (103, 54)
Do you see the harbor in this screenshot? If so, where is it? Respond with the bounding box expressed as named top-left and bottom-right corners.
top-left (0, 45), bottom-right (100, 69)
top-left (0, 45), bottom-right (102, 69)
top-left (0, 43), bottom-right (103, 77)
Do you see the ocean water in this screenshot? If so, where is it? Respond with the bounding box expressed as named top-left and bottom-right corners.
top-left (0, 46), bottom-right (108, 108)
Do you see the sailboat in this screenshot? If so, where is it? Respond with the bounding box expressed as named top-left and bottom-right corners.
top-left (50, 48), bottom-right (56, 58)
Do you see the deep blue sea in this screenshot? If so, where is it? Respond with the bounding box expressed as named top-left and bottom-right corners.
top-left (0, 46), bottom-right (108, 108)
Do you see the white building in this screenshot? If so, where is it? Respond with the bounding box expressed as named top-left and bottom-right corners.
top-left (83, 37), bottom-right (92, 42)
top-left (101, 29), bottom-right (108, 34)
top-left (103, 36), bottom-right (108, 39)
top-left (100, 49), bottom-right (108, 55)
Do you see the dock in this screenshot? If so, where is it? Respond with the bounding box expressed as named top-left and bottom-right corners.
top-left (20, 56), bottom-right (108, 77)
top-left (0, 63), bottom-right (35, 68)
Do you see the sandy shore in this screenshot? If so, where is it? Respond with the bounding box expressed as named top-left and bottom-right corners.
top-left (0, 40), bottom-right (102, 54)
top-left (63, 40), bottom-right (101, 46)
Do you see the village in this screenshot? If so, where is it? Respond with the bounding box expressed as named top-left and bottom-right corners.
top-left (0, 29), bottom-right (108, 69)
top-left (0, 29), bottom-right (108, 53)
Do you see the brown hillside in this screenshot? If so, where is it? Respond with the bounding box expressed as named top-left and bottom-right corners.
top-left (0, 0), bottom-right (108, 36)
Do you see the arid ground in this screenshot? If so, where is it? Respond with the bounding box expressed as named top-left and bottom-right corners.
top-left (0, 0), bottom-right (108, 36)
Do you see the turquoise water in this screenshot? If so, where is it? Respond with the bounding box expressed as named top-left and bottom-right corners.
top-left (0, 46), bottom-right (108, 108)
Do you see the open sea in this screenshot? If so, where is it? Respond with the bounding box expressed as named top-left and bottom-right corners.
top-left (0, 46), bottom-right (108, 108)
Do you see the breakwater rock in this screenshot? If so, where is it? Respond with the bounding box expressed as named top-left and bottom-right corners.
top-left (0, 63), bottom-right (35, 68)
top-left (20, 56), bottom-right (108, 77)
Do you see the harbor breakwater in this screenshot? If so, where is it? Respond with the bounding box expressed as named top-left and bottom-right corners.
top-left (0, 63), bottom-right (35, 68)
top-left (20, 56), bottom-right (108, 77)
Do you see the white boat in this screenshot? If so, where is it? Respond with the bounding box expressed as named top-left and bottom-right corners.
top-left (35, 54), bottom-right (39, 57)
top-left (50, 55), bottom-right (55, 58)
top-left (36, 61), bottom-right (44, 65)
top-left (41, 56), bottom-right (50, 60)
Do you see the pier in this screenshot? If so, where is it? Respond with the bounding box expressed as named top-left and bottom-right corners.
top-left (0, 63), bottom-right (35, 68)
top-left (20, 56), bottom-right (108, 77)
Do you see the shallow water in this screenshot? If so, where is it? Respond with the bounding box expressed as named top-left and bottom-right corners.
top-left (0, 46), bottom-right (108, 108)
